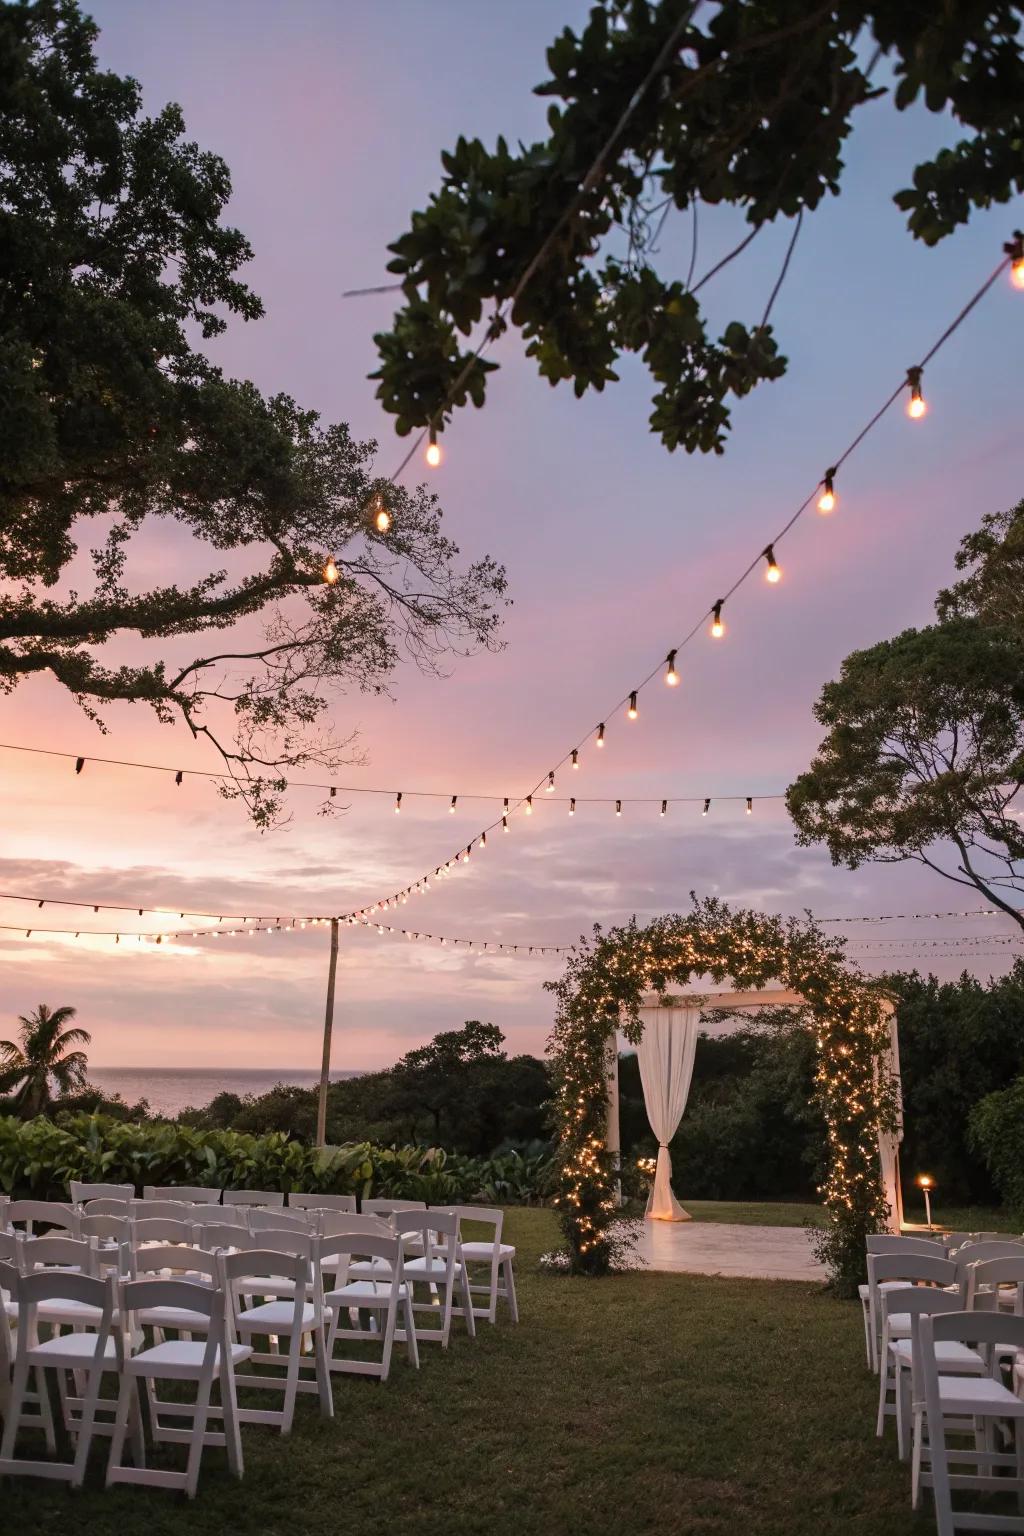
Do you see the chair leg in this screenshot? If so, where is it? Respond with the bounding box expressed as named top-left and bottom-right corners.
top-left (280, 1334), bottom-right (302, 1435)
top-left (458, 1269), bottom-right (477, 1339)
top-left (926, 1407), bottom-right (955, 1536)
top-left (106, 1375), bottom-right (138, 1486)
top-left (70, 1358), bottom-right (106, 1488)
top-left (896, 1368), bottom-right (910, 1462)
top-left (861, 1298), bottom-right (872, 1369)
top-left (402, 1293), bottom-right (420, 1371)
top-left (220, 1366), bottom-right (245, 1481)
top-left (0, 1354), bottom-right (31, 1461)
top-left (379, 1304), bottom-right (398, 1384)
top-left (313, 1327), bottom-right (333, 1420)
top-left (911, 1409), bottom-right (924, 1509)
top-left (184, 1374), bottom-right (213, 1500)
top-left (503, 1258), bottom-right (519, 1324)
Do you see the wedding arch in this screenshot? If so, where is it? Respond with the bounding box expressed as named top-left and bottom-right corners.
top-left (545, 898), bottom-right (900, 1292)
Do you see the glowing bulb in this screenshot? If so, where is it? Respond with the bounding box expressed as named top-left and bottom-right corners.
top-left (1014, 259), bottom-right (1024, 290)
top-left (627, 691), bottom-right (638, 720)
top-left (764, 546), bottom-right (781, 583)
top-left (571, 748), bottom-right (579, 769)
top-left (665, 650), bottom-right (679, 686)
top-left (546, 771), bottom-right (556, 793)
top-left (450, 795), bottom-right (457, 814)
top-left (596, 723), bottom-right (605, 748)
top-left (426, 426), bottom-right (442, 468)
top-left (502, 815), bottom-right (508, 832)
top-left (746, 797), bottom-right (753, 815)
top-left (817, 469), bottom-right (837, 514)
top-left (569, 798), bottom-right (576, 816)
top-left (374, 502), bottom-right (392, 533)
top-left (323, 558), bottom-right (339, 585)
top-left (525, 796), bottom-right (533, 815)
top-left (615, 799), bottom-right (622, 817)
top-left (710, 600), bottom-right (725, 638)
top-left (394, 792), bottom-right (402, 814)
top-left (660, 799), bottom-right (667, 817)
top-left (906, 367), bottom-right (926, 419)
top-left (702, 798), bottom-right (710, 816)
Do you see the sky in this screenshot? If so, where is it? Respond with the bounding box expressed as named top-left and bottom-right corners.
top-left (1, 2), bottom-right (1022, 1070)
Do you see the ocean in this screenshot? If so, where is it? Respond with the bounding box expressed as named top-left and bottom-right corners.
top-left (88, 1067), bottom-right (361, 1119)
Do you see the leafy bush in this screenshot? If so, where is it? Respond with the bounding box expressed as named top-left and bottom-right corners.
top-left (0, 1114), bottom-right (555, 1206)
top-left (969, 1077), bottom-right (1024, 1217)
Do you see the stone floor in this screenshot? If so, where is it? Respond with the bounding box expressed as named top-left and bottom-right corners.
top-left (633, 1217), bottom-right (826, 1282)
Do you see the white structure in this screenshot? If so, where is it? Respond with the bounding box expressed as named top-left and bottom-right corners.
top-left (607, 988), bottom-right (904, 1231)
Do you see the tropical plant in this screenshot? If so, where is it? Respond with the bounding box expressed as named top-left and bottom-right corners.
top-left (373, 0), bottom-right (1024, 455)
top-left (788, 501), bottom-right (1024, 929)
top-left (0, 1004), bottom-right (91, 1118)
top-left (0, 0), bottom-right (506, 825)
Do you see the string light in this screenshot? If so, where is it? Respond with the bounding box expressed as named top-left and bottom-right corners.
top-left (525, 795), bottom-right (533, 815)
top-left (906, 365), bottom-right (927, 419)
top-left (665, 651), bottom-right (679, 686)
top-left (627, 691), bottom-right (638, 720)
top-left (1006, 231), bottom-right (1024, 289)
top-left (569, 797), bottom-right (576, 816)
top-left (480, 830), bottom-right (486, 848)
top-left (75, 757), bottom-right (84, 775)
top-left (571, 749), bottom-right (579, 769)
top-left (449, 794), bottom-right (457, 813)
top-left (323, 557), bottom-right (340, 585)
top-left (502, 816), bottom-right (508, 832)
top-left (710, 601), bottom-right (725, 639)
top-left (817, 469), bottom-right (837, 514)
top-left (394, 792), bottom-right (402, 814)
top-left (597, 723), bottom-right (605, 748)
top-left (703, 798), bottom-right (710, 816)
top-left (615, 799), bottom-right (622, 817)
top-left (763, 545), bottom-right (781, 583)
top-left (660, 799), bottom-right (667, 817)
top-left (547, 771), bottom-right (556, 792)
top-left (373, 499), bottom-right (392, 534)
top-left (746, 797), bottom-right (753, 814)
top-left (425, 425), bottom-right (442, 468)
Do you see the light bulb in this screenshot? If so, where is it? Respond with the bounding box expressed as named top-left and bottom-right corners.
top-left (596, 723), bottom-right (605, 748)
top-left (627, 691), bottom-right (638, 720)
top-left (323, 558), bottom-right (339, 585)
top-left (502, 815), bottom-right (508, 832)
top-left (615, 799), bottom-right (622, 817)
top-left (906, 367), bottom-right (926, 419)
top-left (1014, 259), bottom-right (1024, 291)
top-left (450, 795), bottom-right (457, 814)
top-left (703, 798), bottom-right (710, 816)
top-left (462, 846), bottom-right (471, 863)
top-left (1006, 233), bottom-right (1024, 288)
top-left (665, 650), bottom-right (679, 686)
top-left (394, 792), bottom-right (402, 814)
top-left (525, 796), bottom-right (533, 815)
top-left (764, 546), bottom-right (781, 583)
top-left (426, 426), bottom-right (442, 468)
top-left (374, 502), bottom-right (392, 533)
top-left (569, 798), bottom-right (576, 816)
top-left (746, 797), bottom-right (753, 815)
top-left (480, 831), bottom-right (486, 848)
top-left (817, 469), bottom-right (837, 513)
top-left (660, 799), bottom-right (667, 817)
top-left (546, 771), bottom-right (555, 792)
top-left (710, 600), bottom-right (725, 638)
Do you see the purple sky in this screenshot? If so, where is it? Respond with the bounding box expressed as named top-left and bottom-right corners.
top-left (1, 2), bottom-right (1022, 1070)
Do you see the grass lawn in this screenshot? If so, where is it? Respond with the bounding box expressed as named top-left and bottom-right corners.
top-left (5, 1207), bottom-right (947, 1536)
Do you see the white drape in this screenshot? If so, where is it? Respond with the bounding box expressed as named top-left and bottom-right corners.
top-left (878, 1003), bottom-right (904, 1234)
top-left (636, 1006), bottom-right (700, 1222)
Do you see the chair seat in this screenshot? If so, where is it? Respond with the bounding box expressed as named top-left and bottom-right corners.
top-left (403, 1257), bottom-right (462, 1278)
top-left (460, 1241), bottom-right (515, 1260)
top-left (34, 1298), bottom-right (111, 1326)
top-left (29, 1331), bottom-right (119, 1363)
top-left (935, 1373), bottom-right (1024, 1414)
top-left (325, 1280), bottom-right (407, 1304)
top-left (128, 1340), bottom-right (252, 1380)
top-left (890, 1339), bottom-right (984, 1370)
top-left (859, 1279), bottom-right (913, 1301)
top-left (137, 1305), bottom-right (212, 1332)
top-left (347, 1258), bottom-right (393, 1278)
top-left (236, 1299), bottom-right (321, 1330)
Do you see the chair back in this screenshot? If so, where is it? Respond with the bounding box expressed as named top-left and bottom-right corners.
top-left (197, 1223), bottom-right (257, 1252)
top-left (0, 1231), bottom-right (18, 1262)
top-left (70, 1180), bottom-right (134, 1203)
top-left (925, 1310), bottom-right (1024, 1353)
top-left (954, 1240), bottom-right (1024, 1290)
top-left (319, 1211), bottom-right (391, 1240)
top-left (132, 1199), bottom-right (194, 1222)
top-left (18, 1266), bottom-right (112, 1314)
top-left (393, 1209), bottom-right (460, 1273)
top-left (288, 1191), bottom-right (356, 1213)
top-left (249, 1206), bottom-right (309, 1233)
top-left (361, 1197), bottom-right (427, 1217)
top-left (141, 1185), bottom-right (220, 1203)
top-left (319, 1231), bottom-right (400, 1284)
top-left (238, 1227), bottom-right (316, 1260)
top-left (869, 1252), bottom-right (958, 1287)
top-left (80, 1213), bottom-right (132, 1243)
top-left (19, 1233), bottom-right (97, 1275)
top-left (8, 1199), bottom-right (80, 1236)
top-left (129, 1244), bottom-right (219, 1283)
top-left (120, 1275), bottom-right (219, 1322)
top-left (221, 1188), bottom-right (284, 1208)
top-left (0, 1258), bottom-right (17, 1373)
top-left (866, 1234), bottom-right (943, 1255)
top-left (966, 1255), bottom-right (1024, 1311)
top-left (438, 1204), bottom-right (503, 1241)
top-left (133, 1216), bottom-right (195, 1246)
top-left (84, 1197), bottom-right (132, 1217)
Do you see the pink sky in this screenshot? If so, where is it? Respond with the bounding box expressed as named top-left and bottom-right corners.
top-left (1, 3), bottom-right (1021, 1070)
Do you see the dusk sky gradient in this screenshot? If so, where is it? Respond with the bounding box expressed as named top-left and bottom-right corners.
top-left (1, 2), bottom-right (1022, 1071)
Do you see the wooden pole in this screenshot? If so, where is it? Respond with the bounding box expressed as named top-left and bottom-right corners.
top-left (315, 917), bottom-right (339, 1149)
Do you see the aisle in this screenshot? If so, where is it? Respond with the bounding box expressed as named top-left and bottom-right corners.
top-left (635, 1218), bottom-right (826, 1281)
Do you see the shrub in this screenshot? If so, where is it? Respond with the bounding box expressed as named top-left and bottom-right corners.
top-left (969, 1077), bottom-right (1024, 1217)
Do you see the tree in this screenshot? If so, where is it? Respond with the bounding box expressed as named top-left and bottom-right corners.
top-left (787, 501), bottom-right (1024, 928)
top-left (0, 1003), bottom-right (91, 1117)
top-left (390, 1020), bottom-right (507, 1147)
top-left (0, 0), bottom-right (507, 824)
top-left (372, 0), bottom-right (1024, 455)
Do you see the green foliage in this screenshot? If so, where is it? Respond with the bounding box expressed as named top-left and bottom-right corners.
top-left (373, 0), bottom-right (1024, 453)
top-left (547, 898), bottom-right (897, 1291)
top-left (0, 1113), bottom-right (555, 1206)
top-left (0, 1002), bottom-right (91, 1117)
top-left (969, 1077), bottom-right (1024, 1216)
top-left (789, 501), bottom-right (1024, 926)
top-left (0, 0), bottom-right (506, 823)
top-left (889, 962), bottom-right (1024, 1203)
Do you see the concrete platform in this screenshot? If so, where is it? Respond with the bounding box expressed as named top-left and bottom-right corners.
top-left (632, 1218), bottom-right (827, 1282)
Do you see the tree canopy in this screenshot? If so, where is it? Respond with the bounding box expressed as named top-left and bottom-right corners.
top-left (788, 499), bottom-right (1024, 927)
top-left (0, 0), bottom-right (507, 824)
top-left (0, 1002), bottom-right (90, 1117)
top-left (372, 0), bottom-right (1024, 455)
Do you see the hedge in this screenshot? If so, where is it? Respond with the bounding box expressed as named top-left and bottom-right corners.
top-left (0, 1113), bottom-right (556, 1206)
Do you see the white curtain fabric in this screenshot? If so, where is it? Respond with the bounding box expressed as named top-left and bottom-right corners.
top-left (878, 1004), bottom-right (904, 1234)
top-left (636, 1006), bottom-right (700, 1222)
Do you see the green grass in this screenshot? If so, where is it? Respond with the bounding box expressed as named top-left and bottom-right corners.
top-left (6, 1207), bottom-right (948, 1536)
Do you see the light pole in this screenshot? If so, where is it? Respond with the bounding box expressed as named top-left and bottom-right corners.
top-left (315, 918), bottom-right (339, 1149)
top-left (917, 1173), bottom-right (935, 1228)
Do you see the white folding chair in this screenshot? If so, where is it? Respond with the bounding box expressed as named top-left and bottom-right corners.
top-left (288, 1192), bottom-right (357, 1214)
top-left (132, 1200), bottom-right (195, 1223)
top-left (867, 1250), bottom-right (956, 1376)
top-left (397, 1210), bottom-right (476, 1347)
top-left (967, 1256), bottom-right (1024, 1314)
top-left (83, 1197), bottom-right (132, 1218)
top-left (444, 1205), bottom-right (519, 1324)
top-left (321, 1232), bottom-right (418, 1382)
top-left (953, 1240), bottom-right (1024, 1295)
top-left (361, 1197), bottom-right (426, 1218)
top-left (860, 1235), bottom-right (947, 1370)
top-left (7, 1200), bottom-right (80, 1238)
top-left (919, 1311), bottom-right (1024, 1534)
top-left (141, 1185), bottom-right (220, 1204)
top-left (249, 1207), bottom-right (310, 1234)
top-left (220, 1241), bottom-right (333, 1432)
top-left (70, 1181), bottom-right (134, 1204)
top-left (876, 1287), bottom-right (982, 1458)
top-left (0, 1269), bottom-right (121, 1486)
top-left (107, 1277), bottom-right (247, 1497)
top-left (222, 1189), bottom-right (284, 1209)
top-left (133, 1216), bottom-right (196, 1248)
top-left (196, 1222), bottom-right (258, 1254)
top-left (80, 1213), bottom-right (132, 1245)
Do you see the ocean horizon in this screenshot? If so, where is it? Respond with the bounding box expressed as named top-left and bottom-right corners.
top-left (88, 1067), bottom-right (362, 1118)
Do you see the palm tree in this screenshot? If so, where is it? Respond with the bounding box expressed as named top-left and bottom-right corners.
top-left (0, 1004), bottom-right (91, 1117)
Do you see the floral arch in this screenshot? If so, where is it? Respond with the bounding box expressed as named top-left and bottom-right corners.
top-left (546, 898), bottom-right (899, 1292)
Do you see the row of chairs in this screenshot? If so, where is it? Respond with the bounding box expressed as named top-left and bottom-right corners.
top-left (862, 1231), bottom-right (1024, 1535)
top-left (0, 1201), bottom-right (518, 1497)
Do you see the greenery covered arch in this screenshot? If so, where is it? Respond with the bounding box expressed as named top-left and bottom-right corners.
top-left (547, 898), bottom-right (898, 1291)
